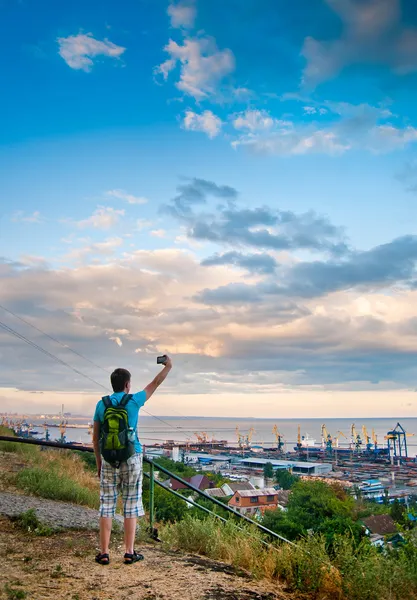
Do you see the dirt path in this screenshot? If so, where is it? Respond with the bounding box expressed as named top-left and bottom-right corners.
top-left (0, 517), bottom-right (292, 600)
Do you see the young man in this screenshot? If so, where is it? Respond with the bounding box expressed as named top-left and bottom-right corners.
top-left (92, 356), bottom-right (172, 565)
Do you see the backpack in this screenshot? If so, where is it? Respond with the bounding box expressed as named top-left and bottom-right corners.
top-left (99, 394), bottom-right (135, 466)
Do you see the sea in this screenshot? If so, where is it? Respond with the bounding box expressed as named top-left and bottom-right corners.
top-left (29, 416), bottom-right (417, 457)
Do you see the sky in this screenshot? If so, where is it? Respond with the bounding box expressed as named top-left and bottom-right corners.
top-left (1, 0), bottom-right (417, 419)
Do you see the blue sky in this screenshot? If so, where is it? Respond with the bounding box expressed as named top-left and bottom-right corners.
top-left (1, 0), bottom-right (417, 418)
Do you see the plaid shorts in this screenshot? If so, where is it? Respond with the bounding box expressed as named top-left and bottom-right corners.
top-left (99, 453), bottom-right (145, 518)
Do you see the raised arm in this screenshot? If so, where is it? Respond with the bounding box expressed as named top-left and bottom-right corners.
top-left (144, 355), bottom-right (172, 401)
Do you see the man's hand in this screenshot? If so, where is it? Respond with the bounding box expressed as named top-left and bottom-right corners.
top-left (145, 355), bottom-right (173, 400)
top-left (163, 355), bottom-right (172, 370)
top-left (97, 460), bottom-right (102, 479)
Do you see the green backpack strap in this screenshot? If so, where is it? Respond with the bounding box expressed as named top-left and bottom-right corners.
top-left (119, 393), bottom-right (132, 407)
top-left (102, 396), bottom-right (112, 409)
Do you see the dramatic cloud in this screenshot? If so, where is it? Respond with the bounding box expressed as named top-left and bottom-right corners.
top-left (106, 190), bottom-right (148, 205)
top-left (57, 33), bottom-right (126, 72)
top-left (202, 252), bottom-right (278, 275)
top-left (302, 0), bottom-right (417, 87)
top-left (1, 247), bottom-right (417, 401)
top-left (155, 35), bottom-right (235, 100)
top-left (182, 109), bottom-right (223, 138)
top-left (77, 206), bottom-right (125, 230)
top-left (169, 177), bottom-right (238, 215)
top-left (196, 235), bottom-right (417, 304)
top-left (168, 178), bottom-right (347, 256)
top-left (167, 0), bottom-right (196, 29)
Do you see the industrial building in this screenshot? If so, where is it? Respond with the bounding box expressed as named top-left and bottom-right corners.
top-left (238, 457), bottom-right (332, 475)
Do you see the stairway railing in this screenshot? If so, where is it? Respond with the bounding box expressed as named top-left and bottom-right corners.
top-left (0, 435), bottom-right (294, 546)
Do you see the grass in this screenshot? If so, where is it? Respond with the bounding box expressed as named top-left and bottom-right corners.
top-left (4, 584), bottom-right (27, 600)
top-left (16, 463), bottom-right (98, 508)
top-left (0, 426), bottom-right (99, 508)
top-left (13, 509), bottom-right (55, 537)
top-left (160, 515), bottom-right (417, 600)
top-left (0, 426), bottom-right (39, 458)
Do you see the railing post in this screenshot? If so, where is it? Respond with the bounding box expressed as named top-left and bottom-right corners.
top-left (149, 461), bottom-right (155, 532)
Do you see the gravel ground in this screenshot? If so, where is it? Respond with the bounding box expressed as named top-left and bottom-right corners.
top-left (0, 490), bottom-right (123, 529)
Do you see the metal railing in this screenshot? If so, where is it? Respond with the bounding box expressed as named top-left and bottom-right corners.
top-left (0, 434), bottom-right (294, 547)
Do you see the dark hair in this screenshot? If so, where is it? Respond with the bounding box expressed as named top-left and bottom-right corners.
top-left (110, 368), bottom-right (131, 392)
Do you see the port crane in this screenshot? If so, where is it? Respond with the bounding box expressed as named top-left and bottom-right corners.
top-left (235, 426), bottom-right (255, 452)
top-left (43, 424), bottom-right (50, 442)
top-left (385, 423), bottom-right (414, 460)
top-left (194, 432), bottom-right (209, 444)
top-left (362, 425), bottom-right (373, 452)
top-left (59, 420), bottom-right (67, 444)
top-left (246, 427), bottom-right (255, 448)
top-left (235, 426), bottom-right (246, 452)
top-left (272, 425), bottom-right (285, 453)
top-left (372, 429), bottom-right (378, 450)
top-left (350, 424), bottom-right (362, 452)
top-left (321, 424), bottom-right (334, 454)
top-left (296, 425), bottom-right (304, 451)
top-left (334, 430), bottom-right (347, 448)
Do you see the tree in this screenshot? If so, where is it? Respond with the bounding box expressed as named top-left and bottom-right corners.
top-left (263, 462), bottom-right (274, 479)
top-left (275, 469), bottom-right (298, 490)
top-left (152, 456), bottom-right (198, 480)
top-left (262, 479), bottom-right (357, 543)
top-left (390, 499), bottom-right (406, 524)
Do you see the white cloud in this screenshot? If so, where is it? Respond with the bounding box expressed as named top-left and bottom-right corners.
top-left (11, 211), bottom-right (43, 223)
top-left (155, 36), bottom-right (235, 100)
top-left (77, 207), bottom-right (125, 230)
top-left (57, 32), bottom-right (125, 72)
top-left (367, 125), bottom-right (417, 152)
top-left (106, 189), bottom-right (148, 205)
top-left (232, 109), bottom-right (282, 132)
top-left (167, 0), bottom-right (196, 29)
top-left (303, 106), bottom-right (317, 115)
top-left (233, 127), bottom-right (349, 156)
top-left (63, 237), bottom-right (124, 263)
top-left (137, 219), bottom-right (154, 230)
top-left (109, 336), bottom-right (123, 347)
top-left (150, 229), bottom-right (167, 238)
top-left (232, 101), bottom-right (417, 156)
top-left (182, 109), bottom-right (222, 138)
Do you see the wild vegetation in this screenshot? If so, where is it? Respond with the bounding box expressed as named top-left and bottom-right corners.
top-left (3, 429), bottom-right (417, 598)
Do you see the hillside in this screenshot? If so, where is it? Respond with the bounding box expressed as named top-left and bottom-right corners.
top-left (0, 516), bottom-right (288, 600)
top-left (0, 448), bottom-right (294, 600)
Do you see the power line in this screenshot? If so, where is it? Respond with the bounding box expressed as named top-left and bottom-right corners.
top-left (0, 303), bottom-right (107, 373)
top-left (0, 318), bottom-right (195, 435)
top-left (0, 304), bottom-right (202, 435)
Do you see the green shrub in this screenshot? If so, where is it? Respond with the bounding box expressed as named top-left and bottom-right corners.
top-left (4, 584), bottom-right (27, 600)
top-left (13, 509), bottom-right (55, 536)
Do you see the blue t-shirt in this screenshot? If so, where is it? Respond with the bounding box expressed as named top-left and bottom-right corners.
top-left (93, 391), bottom-right (147, 453)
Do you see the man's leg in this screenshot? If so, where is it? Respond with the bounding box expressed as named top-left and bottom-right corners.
top-left (98, 461), bottom-right (118, 559)
top-left (121, 454), bottom-right (145, 559)
top-left (100, 517), bottom-right (113, 554)
top-left (124, 517), bottom-right (137, 555)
